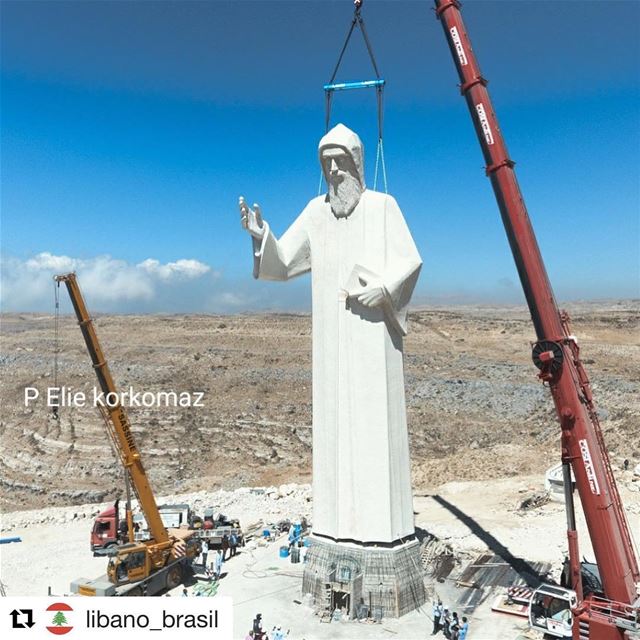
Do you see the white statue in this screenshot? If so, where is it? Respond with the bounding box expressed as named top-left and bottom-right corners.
top-left (239, 123), bottom-right (422, 544)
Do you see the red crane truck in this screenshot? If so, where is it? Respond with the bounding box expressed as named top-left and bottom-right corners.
top-left (433, 1), bottom-right (639, 638)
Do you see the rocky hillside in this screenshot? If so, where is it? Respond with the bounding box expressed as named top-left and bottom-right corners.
top-left (1, 302), bottom-right (638, 512)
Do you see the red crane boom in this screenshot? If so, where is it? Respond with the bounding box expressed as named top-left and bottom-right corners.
top-left (433, 1), bottom-right (638, 637)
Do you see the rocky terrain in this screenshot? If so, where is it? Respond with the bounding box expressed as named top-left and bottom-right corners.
top-left (1, 301), bottom-right (638, 513)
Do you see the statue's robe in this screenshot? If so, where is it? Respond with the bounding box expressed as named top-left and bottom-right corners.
top-left (253, 188), bottom-right (422, 544)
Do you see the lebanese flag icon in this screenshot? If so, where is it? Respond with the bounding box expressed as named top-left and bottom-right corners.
top-left (46, 602), bottom-right (73, 635)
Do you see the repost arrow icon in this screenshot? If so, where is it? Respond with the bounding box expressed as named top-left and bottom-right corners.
top-left (10, 608), bottom-right (35, 628)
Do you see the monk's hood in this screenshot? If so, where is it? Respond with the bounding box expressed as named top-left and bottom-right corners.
top-left (318, 123), bottom-right (365, 189)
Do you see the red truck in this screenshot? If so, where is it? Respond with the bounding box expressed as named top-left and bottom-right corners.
top-left (91, 501), bottom-right (194, 554)
top-left (91, 501), bottom-right (243, 554)
top-left (90, 499), bottom-right (131, 554)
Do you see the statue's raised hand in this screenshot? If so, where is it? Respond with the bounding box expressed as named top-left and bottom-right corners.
top-left (239, 196), bottom-right (266, 239)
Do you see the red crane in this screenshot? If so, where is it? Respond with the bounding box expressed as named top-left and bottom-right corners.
top-left (433, 1), bottom-right (639, 638)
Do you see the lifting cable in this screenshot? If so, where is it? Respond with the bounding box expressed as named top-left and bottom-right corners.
top-left (51, 277), bottom-right (140, 507)
top-left (320, 0), bottom-right (388, 194)
top-left (52, 279), bottom-right (60, 420)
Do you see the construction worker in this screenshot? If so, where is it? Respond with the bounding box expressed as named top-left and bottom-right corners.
top-left (442, 608), bottom-right (451, 639)
top-left (252, 614), bottom-right (265, 640)
top-left (458, 617), bottom-right (469, 640)
top-left (222, 533), bottom-right (230, 560)
top-left (230, 532), bottom-right (238, 557)
top-left (214, 549), bottom-right (224, 579)
top-left (450, 612), bottom-right (460, 640)
top-left (201, 539), bottom-right (209, 568)
top-left (431, 600), bottom-right (443, 634)
top-left (271, 625), bottom-right (287, 640)
top-left (118, 519), bottom-right (128, 542)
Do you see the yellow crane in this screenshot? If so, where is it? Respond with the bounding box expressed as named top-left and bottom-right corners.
top-left (55, 272), bottom-right (199, 596)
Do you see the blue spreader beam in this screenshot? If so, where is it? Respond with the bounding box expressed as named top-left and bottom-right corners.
top-left (324, 79), bottom-right (385, 92)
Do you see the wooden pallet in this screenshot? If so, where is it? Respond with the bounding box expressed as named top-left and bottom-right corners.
top-left (491, 594), bottom-right (530, 618)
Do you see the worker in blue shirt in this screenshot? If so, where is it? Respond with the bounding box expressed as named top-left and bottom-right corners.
top-left (458, 617), bottom-right (469, 640)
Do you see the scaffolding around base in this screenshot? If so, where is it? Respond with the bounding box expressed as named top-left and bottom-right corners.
top-left (302, 535), bottom-right (426, 619)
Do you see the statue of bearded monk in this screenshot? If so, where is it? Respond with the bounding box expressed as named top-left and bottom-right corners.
top-left (239, 123), bottom-right (422, 546)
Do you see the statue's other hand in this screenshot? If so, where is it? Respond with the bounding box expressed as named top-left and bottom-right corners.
top-left (238, 196), bottom-right (266, 239)
top-left (354, 283), bottom-right (388, 308)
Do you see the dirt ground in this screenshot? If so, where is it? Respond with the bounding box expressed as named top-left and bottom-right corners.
top-left (1, 301), bottom-right (638, 513)
top-left (2, 476), bottom-right (638, 639)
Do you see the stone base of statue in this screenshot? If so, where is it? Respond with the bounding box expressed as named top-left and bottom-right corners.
top-left (301, 534), bottom-right (426, 619)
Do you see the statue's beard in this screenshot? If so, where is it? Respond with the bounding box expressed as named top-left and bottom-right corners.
top-left (328, 172), bottom-right (363, 218)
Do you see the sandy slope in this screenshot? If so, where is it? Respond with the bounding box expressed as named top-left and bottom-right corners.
top-left (2, 302), bottom-right (638, 513)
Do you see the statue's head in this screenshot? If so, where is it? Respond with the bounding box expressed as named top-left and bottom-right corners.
top-left (319, 124), bottom-right (365, 218)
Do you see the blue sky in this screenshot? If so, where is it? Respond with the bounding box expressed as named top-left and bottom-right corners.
top-left (2, 0), bottom-right (639, 312)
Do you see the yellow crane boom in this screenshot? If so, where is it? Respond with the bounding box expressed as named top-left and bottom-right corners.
top-left (54, 272), bottom-right (168, 543)
top-left (56, 272), bottom-right (197, 594)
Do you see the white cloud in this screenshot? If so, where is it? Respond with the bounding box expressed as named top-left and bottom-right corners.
top-left (25, 252), bottom-right (77, 272)
top-left (76, 255), bottom-right (154, 302)
top-left (0, 252), bottom-right (314, 313)
top-left (137, 258), bottom-right (213, 280)
top-left (1, 252), bottom-right (213, 311)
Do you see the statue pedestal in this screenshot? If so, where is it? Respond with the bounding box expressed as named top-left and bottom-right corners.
top-left (301, 534), bottom-right (425, 619)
